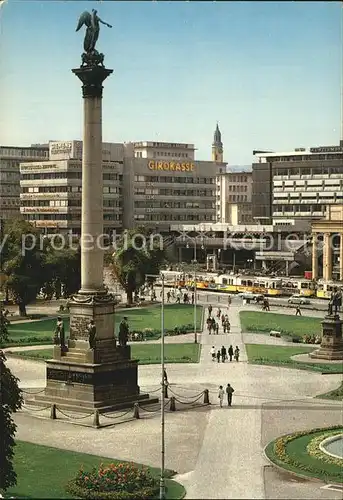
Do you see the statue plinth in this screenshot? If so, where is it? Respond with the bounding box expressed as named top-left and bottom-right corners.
top-left (310, 314), bottom-right (343, 360)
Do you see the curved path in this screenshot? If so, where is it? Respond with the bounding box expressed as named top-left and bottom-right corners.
top-left (5, 299), bottom-right (343, 499)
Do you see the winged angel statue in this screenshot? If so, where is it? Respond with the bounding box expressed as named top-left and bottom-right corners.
top-left (76, 9), bottom-right (112, 66)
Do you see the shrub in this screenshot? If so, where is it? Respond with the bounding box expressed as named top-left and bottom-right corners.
top-left (66, 462), bottom-right (158, 499)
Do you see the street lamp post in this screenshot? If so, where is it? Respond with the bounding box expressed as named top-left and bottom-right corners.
top-left (145, 273), bottom-right (166, 500)
top-left (186, 239), bottom-right (204, 344)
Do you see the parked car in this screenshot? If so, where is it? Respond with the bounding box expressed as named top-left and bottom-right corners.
top-left (239, 292), bottom-right (264, 303)
top-left (288, 294), bottom-right (311, 305)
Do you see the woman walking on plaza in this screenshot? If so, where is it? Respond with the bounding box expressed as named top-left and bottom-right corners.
top-left (234, 346), bottom-right (240, 362)
top-left (218, 385), bottom-right (224, 408)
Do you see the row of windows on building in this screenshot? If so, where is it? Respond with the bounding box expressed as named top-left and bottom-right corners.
top-left (23, 186), bottom-right (121, 194)
top-left (134, 214), bottom-right (216, 222)
top-left (273, 193), bottom-right (342, 201)
top-left (134, 188), bottom-right (215, 197)
top-left (273, 166), bottom-right (343, 176)
top-left (227, 185), bottom-right (248, 192)
top-left (227, 195), bottom-right (248, 202)
top-left (135, 151), bottom-right (190, 158)
top-left (25, 214), bottom-right (121, 221)
top-left (21, 200), bottom-right (122, 208)
top-left (227, 175), bottom-right (249, 183)
top-left (134, 201), bottom-right (215, 209)
top-left (0, 148), bottom-right (48, 158)
top-left (21, 173), bottom-right (122, 181)
top-left (134, 175), bottom-right (215, 184)
top-left (273, 204), bottom-right (331, 213)
top-left (269, 154), bottom-right (343, 163)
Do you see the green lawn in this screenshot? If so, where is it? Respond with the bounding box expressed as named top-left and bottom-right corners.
top-left (5, 304), bottom-right (203, 347)
top-left (246, 344), bottom-right (343, 374)
top-left (5, 441), bottom-right (185, 499)
top-left (9, 343), bottom-right (201, 365)
top-left (265, 430), bottom-right (343, 483)
top-left (240, 311), bottom-right (321, 339)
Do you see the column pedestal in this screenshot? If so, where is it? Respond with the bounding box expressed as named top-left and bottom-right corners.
top-left (310, 315), bottom-right (343, 360)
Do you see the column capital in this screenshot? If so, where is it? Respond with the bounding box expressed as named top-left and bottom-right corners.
top-left (72, 65), bottom-right (113, 99)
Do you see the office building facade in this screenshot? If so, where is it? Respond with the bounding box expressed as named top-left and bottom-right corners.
top-left (1, 144), bottom-right (49, 220)
top-left (252, 142), bottom-right (343, 226)
top-left (216, 170), bottom-right (253, 223)
top-left (20, 136), bottom-right (224, 233)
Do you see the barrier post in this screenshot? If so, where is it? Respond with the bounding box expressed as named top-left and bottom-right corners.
top-left (203, 389), bottom-right (210, 405)
top-left (133, 402), bottom-right (140, 419)
top-left (93, 409), bottom-right (100, 428)
top-left (50, 403), bottom-right (57, 420)
top-left (170, 396), bottom-right (176, 411)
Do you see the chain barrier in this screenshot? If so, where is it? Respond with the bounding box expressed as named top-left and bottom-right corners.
top-left (56, 407), bottom-right (94, 420)
top-left (173, 393), bottom-right (205, 405)
top-left (22, 388), bottom-right (46, 395)
top-left (22, 404), bottom-right (51, 412)
top-left (140, 386), bottom-right (161, 394)
top-left (139, 400), bottom-right (169, 413)
top-left (172, 384), bottom-right (205, 392)
top-left (100, 408), bottom-right (133, 420)
top-left (168, 388), bottom-right (204, 400)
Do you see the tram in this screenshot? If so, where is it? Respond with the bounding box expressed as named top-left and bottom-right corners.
top-left (316, 280), bottom-right (341, 299)
top-left (281, 278), bottom-right (316, 297)
top-left (214, 275), bottom-right (284, 296)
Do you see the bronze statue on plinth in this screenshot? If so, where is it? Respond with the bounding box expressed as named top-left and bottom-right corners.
top-left (327, 287), bottom-right (342, 317)
top-left (76, 9), bottom-right (112, 67)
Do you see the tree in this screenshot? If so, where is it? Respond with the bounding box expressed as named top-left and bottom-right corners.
top-left (112, 229), bottom-right (165, 305)
top-left (42, 244), bottom-right (81, 299)
top-left (2, 220), bottom-right (45, 316)
top-left (0, 352), bottom-right (23, 493)
top-left (0, 310), bottom-right (10, 346)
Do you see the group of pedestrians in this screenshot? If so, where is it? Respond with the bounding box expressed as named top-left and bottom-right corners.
top-left (206, 305), bottom-right (231, 334)
top-left (210, 345), bottom-right (240, 363)
top-left (218, 383), bottom-right (235, 407)
top-left (166, 288), bottom-right (194, 305)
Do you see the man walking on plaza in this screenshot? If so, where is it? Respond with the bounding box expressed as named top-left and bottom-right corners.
top-left (228, 345), bottom-right (234, 362)
top-left (226, 383), bottom-right (234, 406)
top-left (295, 305), bottom-right (302, 316)
top-left (210, 345), bottom-right (216, 361)
top-left (221, 345), bottom-right (227, 362)
top-left (218, 385), bottom-right (224, 408)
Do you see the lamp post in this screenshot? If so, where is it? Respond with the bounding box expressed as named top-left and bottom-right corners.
top-left (186, 238), bottom-right (204, 344)
top-left (145, 272), bottom-right (166, 500)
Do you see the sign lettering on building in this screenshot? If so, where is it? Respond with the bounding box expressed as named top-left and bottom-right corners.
top-left (148, 161), bottom-right (195, 172)
top-left (50, 142), bottom-right (73, 154)
top-left (310, 146), bottom-right (343, 153)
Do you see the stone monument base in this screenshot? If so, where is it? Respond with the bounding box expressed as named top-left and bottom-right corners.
top-left (309, 314), bottom-right (343, 361)
top-left (27, 345), bottom-right (158, 413)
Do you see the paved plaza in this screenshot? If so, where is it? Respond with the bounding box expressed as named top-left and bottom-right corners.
top-left (5, 297), bottom-right (343, 499)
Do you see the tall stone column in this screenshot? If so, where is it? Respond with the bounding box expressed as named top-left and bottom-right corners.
top-left (67, 64), bottom-right (115, 352)
top-left (340, 233), bottom-right (343, 281)
top-left (311, 233), bottom-right (318, 280)
top-left (323, 232), bottom-right (332, 281)
top-left (72, 66), bottom-right (113, 293)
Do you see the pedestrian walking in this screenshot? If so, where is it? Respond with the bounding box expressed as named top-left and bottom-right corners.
top-left (210, 345), bottom-right (216, 361)
top-left (216, 350), bottom-right (221, 363)
top-left (228, 296), bottom-right (232, 306)
top-left (225, 319), bottom-right (230, 333)
top-left (166, 291), bottom-right (171, 303)
top-left (217, 308), bottom-right (221, 319)
top-left (215, 322), bottom-right (219, 335)
top-left (295, 306), bottom-right (302, 316)
top-left (226, 383), bottom-right (234, 406)
top-left (221, 313), bottom-right (225, 325)
top-left (218, 385), bottom-right (225, 408)
top-left (191, 293), bottom-right (194, 305)
top-left (234, 346), bottom-right (240, 362)
top-left (221, 345), bottom-right (227, 362)
top-left (228, 345), bottom-right (234, 362)
top-left (211, 317), bottom-right (216, 333)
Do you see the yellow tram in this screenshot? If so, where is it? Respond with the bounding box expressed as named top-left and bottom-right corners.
top-left (316, 280), bottom-right (342, 299)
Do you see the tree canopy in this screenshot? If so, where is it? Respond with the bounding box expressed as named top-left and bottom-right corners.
top-left (111, 228), bottom-right (165, 304)
top-left (0, 352), bottom-right (23, 492)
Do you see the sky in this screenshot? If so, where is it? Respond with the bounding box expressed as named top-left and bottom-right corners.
top-left (0, 0), bottom-right (342, 165)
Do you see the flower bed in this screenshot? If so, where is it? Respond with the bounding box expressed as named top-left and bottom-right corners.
top-left (266, 425), bottom-right (343, 482)
top-left (66, 462), bottom-right (159, 499)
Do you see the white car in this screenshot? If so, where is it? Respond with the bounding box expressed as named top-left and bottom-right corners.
top-left (288, 294), bottom-right (311, 305)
